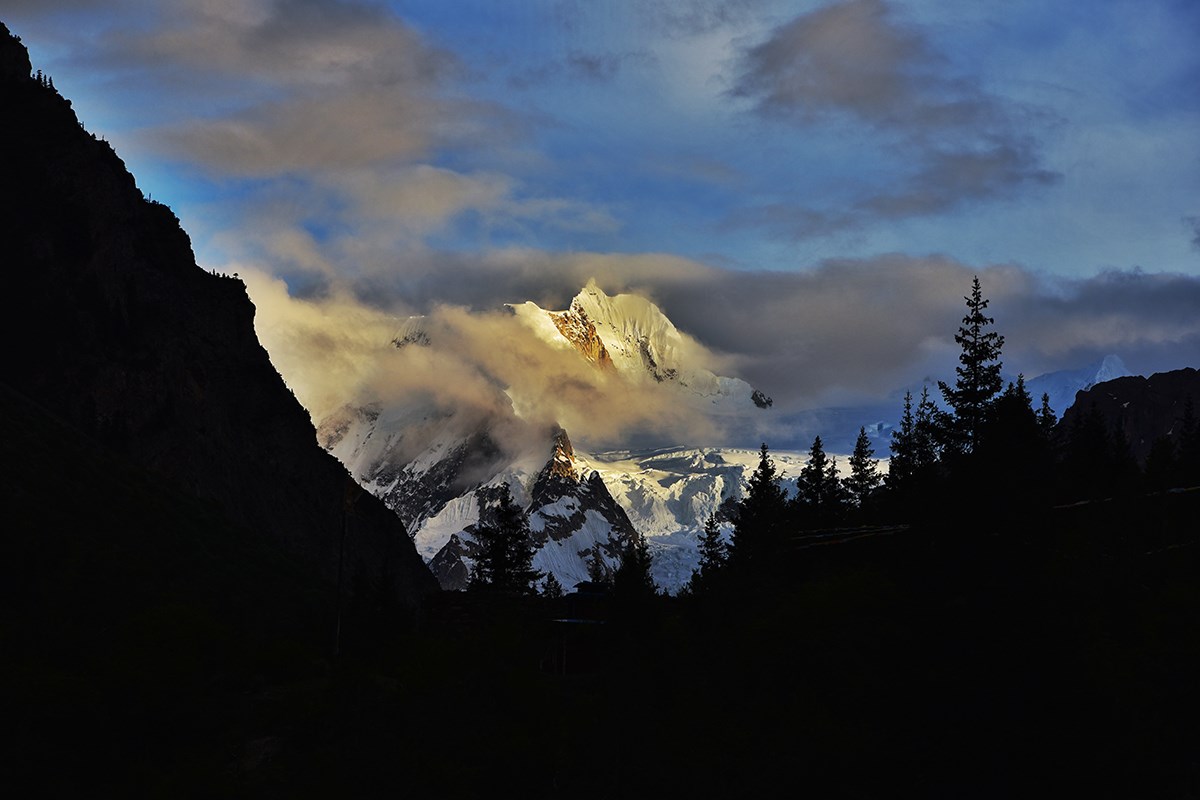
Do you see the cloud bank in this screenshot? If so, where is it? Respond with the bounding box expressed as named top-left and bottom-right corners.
top-left (243, 254), bottom-right (1200, 454)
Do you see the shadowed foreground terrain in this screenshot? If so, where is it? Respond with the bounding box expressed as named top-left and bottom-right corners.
top-left (7, 388), bottom-right (1196, 798)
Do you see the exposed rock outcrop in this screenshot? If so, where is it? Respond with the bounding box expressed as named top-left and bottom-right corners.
top-left (1060, 367), bottom-right (1200, 464)
top-left (550, 302), bottom-right (615, 369)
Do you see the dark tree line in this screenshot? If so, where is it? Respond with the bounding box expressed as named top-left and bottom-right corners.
top-left (687, 275), bottom-right (1200, 596)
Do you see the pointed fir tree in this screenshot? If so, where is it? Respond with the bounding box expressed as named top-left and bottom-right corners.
top-left (844, 427), bottom-right (881, 509)
top-left (979, 374), bottom-right (1049, 512)
top-left (613, 531), bottom-right (658, 601)
top-left (888, 390), bottom-right (917, 488)
top-left (1036, 391), bottom-right (1058, 441)
top-left (469, 484), bottom-right (543, 595)
top-left (938, 276), bottom-right (1005, 455)
top-left (542, 572), bottom-right (564, 599)
top-left (913, 385), bottom-right (942, 473)
top-left (687, 512), bottom-right (728, 594)
top-left (586, 550), bottom-right (613, 587)
top-left (727, 443), bottom-right (790, 572)
top-left (798, 435), bottom-right (845, 525)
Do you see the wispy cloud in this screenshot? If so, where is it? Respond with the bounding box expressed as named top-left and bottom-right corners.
top-left (729, 0), bottom-right (1059, 236)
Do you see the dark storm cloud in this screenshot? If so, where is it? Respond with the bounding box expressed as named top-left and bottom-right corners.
top-left (730, 0), bottom-right (1059, 237)
top-left (1004, 270), bottom-right (1200, 371)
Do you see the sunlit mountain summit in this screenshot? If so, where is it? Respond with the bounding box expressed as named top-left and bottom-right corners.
top-left (318, 280), bottom-right (779, 592)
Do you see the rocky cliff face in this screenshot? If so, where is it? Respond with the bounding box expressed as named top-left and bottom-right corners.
top-left (1060, 367), bottom-right (1200, 463)
top-left (0, 23), bottom-right (436, 607)
top-left (549, 302), bottom-right (615, 369)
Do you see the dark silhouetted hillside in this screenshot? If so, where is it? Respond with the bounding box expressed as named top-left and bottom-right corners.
top-left (1060, 367), bottom-right (1200, 464)
top-left (0, 21), bottom-right (436, 609)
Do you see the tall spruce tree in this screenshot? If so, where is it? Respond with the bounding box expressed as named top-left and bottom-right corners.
top-left (888, 391), bottom-right (917, 487)
top-left (844, 427), bottom-right (881, 509)
top-left (614, 531), bottom-right (658, 600)
top-left (913, 385), bottom-right (942, 472)
top-left (938, 276), bottom-right (1005, 455)
top-left (469, 484), bottom-right (543, 595)
top-left (979, 375), bottom-right (1049, 511)
top-left (728, 443), bottom-right (790, 571)
top-left (799, 435), bottom-right (845, 525)
top-left (687, 512), bottom-right (727, 594)
top-left (541, 572), bottom-right (564, 598)
top-left (1036, 391), bottom-right (1058, 441)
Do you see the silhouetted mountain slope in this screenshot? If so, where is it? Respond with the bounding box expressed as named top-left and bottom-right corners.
top-left (1061, 367), bottom-right (1200, 463)
top-left (0, 22), bottom-right (435, 607)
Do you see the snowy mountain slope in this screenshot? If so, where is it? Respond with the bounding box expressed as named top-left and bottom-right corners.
top-left (510, 279), bottom-right (771, 415)
top-left (583, 446), bottom-right (851, 591)
top-left (1026, 354), bottom-right (1132, 418)
top-left (313, 279), bottom-right (784, 593)
top-left (407, 429), bottom-right (637, 590)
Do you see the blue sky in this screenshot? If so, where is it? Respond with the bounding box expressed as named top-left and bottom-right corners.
top-left (3, 0), bottom-right (1198, 416)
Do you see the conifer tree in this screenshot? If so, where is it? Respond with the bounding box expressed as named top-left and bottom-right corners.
top-left (888, 391), bottom-right (917, 487)
top-left (938, 276), bottom-right (1005, 455)
top-left (614, 531), bottom-right (658, 600)
top-left (586, 551), bottom-right (612, 586)
top-left (1036, 392), bottom-right (1058, 441)
top-left (844, 427), bottom-right (881, 508)
top-left (799, 435), bottom-right (845, 525)
top-left (469, 484), bottom-right (542, 595)
top-left (913, 386), bottom-right (942, 472)
top-left (542, 572), bottom-right (564, 598)
top-left (979, 374), bottom-right (1048, 511)
top-left (687, 512), bottom-right (727, 594)
top-left (727, 443), bottom-right (790, 571)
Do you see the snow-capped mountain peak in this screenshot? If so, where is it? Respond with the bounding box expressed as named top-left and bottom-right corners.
top-left (511, 279), bottom-right (770, 414)
top-left (1026, 354), bottom-right (1133, 417)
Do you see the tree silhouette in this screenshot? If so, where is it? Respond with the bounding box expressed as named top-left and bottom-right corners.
top-left (542, 572), bottom-right (564, 599)
top-left (614, 531), bottom-right (658, 601)
top-left (914, 386), bottom-right (942, 474)
top-left (727, 443), bottom-right (790, 572)
top-left (978, 374), bottom-right (1049, 513)
top-left (888, 390), bottom-right (918, 488)
top-left (1036, 392), bottom-right (1057, 441)
top-left (844, 427), bottom-right (881, 510)
top-left (798, 435), bottom-right (845, 525)
top-left (938, 276), bottom-right (1005, 456)
top-left (469, 484), bottom-right (542, 595)
top-left (687, 512), bottom-right (728, 594)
